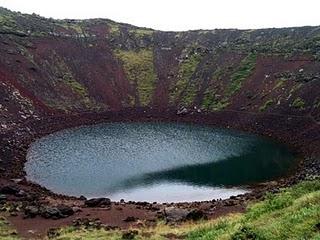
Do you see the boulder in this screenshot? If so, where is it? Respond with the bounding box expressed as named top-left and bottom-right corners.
top-left (24, 206), bottom-right (39, 218)
top-left (40, 206), bottom-right (62, 219)
top-left (57, 205), bottom-right (74, 217)
top-left (85, 198), bottom-right (111, 208)
top-left (164, 207), bottom-right (189, 222)
top-left (0, 185), bottom-right (19, 195)
top-left (164, 207), bottom-right (206, 222)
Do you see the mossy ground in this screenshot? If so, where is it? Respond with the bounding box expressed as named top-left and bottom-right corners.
top-left (226, 53), bottom-right (257, 97)
top-left (292, 97), bottom-right (306, 110)
top-left (169, 49), bottom-right (203, 106)
top-left (129, 28), bottom-right (154, 38)
top-left (202, 67), bottom-right (229, 111)
top-left (0, 216), bottom-right (18, 240)
top-left (259, 99), bottom-right (274, 112)
top-left (2, 179), bottom-right (317, 239)
top-left (114, 49), bottom-right (157, 106)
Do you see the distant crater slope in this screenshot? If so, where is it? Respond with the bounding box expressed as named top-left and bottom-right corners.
top-left (0, 7), bottom-right (319, 151)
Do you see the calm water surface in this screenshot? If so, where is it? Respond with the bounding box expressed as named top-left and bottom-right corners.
top-left (25, 122), bottom-right (296, 202)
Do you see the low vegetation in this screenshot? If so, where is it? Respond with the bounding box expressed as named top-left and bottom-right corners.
top-left (226, 53), bottom-right (257, 97)
top-left (108, 23), bottom-right (121, 37)
top-left (0, 216), bottom-right (18, 240)
top-left (188, 179), bottom-right (320, 240)
top-left (315, 98), bottom-right (320, 109)
top-left (259, 99), bottom-right (274, 112)
top-left (169, 48), bottom-right (203, 106)
top-left (201, 67), bottom-right (227, 111)
top-left (292, 97), bottom-right (306, 109)
top-left (115, 49), bottom-right (157, 106)
top-left (129, 28), bottom-right (154, 38)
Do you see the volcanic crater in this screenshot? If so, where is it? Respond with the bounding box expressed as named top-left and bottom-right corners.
top-left (0, 6), bottom-right (320, 238)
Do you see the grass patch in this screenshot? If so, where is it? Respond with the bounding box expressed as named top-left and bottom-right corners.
top-left (108, 23), bottom-right (120, 37)
top-left (115, 49), bottom-right (157, 106)
top-left (52, 226), bottom-right (122, 240)
top-left (0, 216), bottom-right (19, 240)
top-left (226, 53), bottom-right (257, 96)
top-left (169, 48), bottom-right (203, 106)
top-left (289, 83), bottom-right (303, 95)
top-left (202, 67), bottom-right (229, 111)
top-left (259, 99), bottom-right (274, 112)
top-left (292, 97), bottom-right (305, 109)
top-left (314, 98), bottom-right (320, 109)
top-left (43, 54), bottom-right (100, 111)
top-left (273, 77), bottom-right (287, 90)
top-left (187, 179), bottom-right (320, 240)
top-left (57, 21), bottom-right (83, 34)
top-left (129, 28), bottom-right (154, 38)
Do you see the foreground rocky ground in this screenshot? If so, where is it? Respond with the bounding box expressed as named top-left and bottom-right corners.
top-left (1, 179), bottom-right (319, 239)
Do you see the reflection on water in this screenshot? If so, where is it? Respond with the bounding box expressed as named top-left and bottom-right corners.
top-left (25, 122), bottom-right (296, 202)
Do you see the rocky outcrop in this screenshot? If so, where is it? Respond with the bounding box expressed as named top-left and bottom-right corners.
top-left (84, 198), bottom-right (111, 208)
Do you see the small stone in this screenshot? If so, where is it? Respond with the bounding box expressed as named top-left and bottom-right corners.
top-left (123, 216), bottom-right (137, 222)
top-left (79, 195), bottom-right (87, 201)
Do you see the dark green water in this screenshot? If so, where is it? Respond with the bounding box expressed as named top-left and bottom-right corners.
top-left (25, 122), bottom-right (296, 202)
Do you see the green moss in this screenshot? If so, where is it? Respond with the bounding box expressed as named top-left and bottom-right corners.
top-left (289, 83), bottom-right (303, 95)
top-left (52, 57), bottom-right (88, 97)
top-left (292, 97), bottom-right (305, 109)
top-left (129, 28), bottom-right (154, 38)
top-left (115, 49), bottom-right (156, 106)
top-left (170, 49), bottom-right (203, 106)
top-left (64, 74), bottom-right (87, 96)
top-left (108, 23), bottom-right (120, 37)
top-left (201, 67), bottom-right (228, 110)
top-left (0, 216), bottom-right (19, 240)
top-left (226, 53), bottom-right (257, 96)
top-left (259, 99), bottom-right (274, 112)
top-left (44, 54), bottom-right (100, 111)
top-left (202, 91), bottom-right (216, 110)
top-left (273, 78), bottom-right (287, 90)
top-left (0, 13), bottom-right (17, 30)
top-left (314, 98), bottom-right (320, 108)
top-left (210, 100), bottom-right (230, 111)
top-left (67, 24), bottom-right (83, 34)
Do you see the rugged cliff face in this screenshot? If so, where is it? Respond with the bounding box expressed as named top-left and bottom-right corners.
top-left (0, 7), bottom-right (320, 133)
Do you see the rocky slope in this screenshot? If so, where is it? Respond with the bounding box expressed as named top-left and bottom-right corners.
top-left (0, 7), bottom-right (319, 173)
